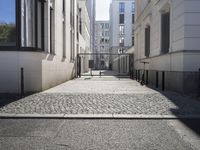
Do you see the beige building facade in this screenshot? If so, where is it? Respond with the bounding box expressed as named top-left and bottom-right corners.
top-left (134, 0), bottom-right (200, 94)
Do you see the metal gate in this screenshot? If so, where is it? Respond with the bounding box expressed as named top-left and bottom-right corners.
top-left (77, 53), bottom-right (134, 77)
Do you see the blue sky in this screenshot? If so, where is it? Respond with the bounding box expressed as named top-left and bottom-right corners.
top-left (0, 0), bottom-right (16, 23)
top-left (0, 0), bottom-right (110, 22)
top-left (96, 0), bottom-right (111, 21)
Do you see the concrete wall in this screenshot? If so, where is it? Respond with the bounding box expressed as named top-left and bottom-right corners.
top-left (134, 0), bottom-right (200, 94)
top-left (0, 0), bottom-right (81, 93)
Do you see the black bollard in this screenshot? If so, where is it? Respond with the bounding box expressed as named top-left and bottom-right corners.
top-left (162, 71), bottom-right (165, 91)
top-left (156, 71), bottom-right (158, 88)
top-left (21, 68), bottom-right (24, 96)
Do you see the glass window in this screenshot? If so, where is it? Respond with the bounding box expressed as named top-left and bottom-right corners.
top-left (101, 23), bottom-right (104, 29)
top-left (21, 0), bottom-right (36, 47)
top-left (119, 14), bottom-right (124, 24)
top-left (119, 25), bottom-right (125, 35)
top-left (145, 26), bottom-right (150, 57)
top-left (21, 0), bottom-right (45, 49)
top-left (105, 23), bottom-right (109, 29)
top-left (132, 14), bottom-right (135, 24)
top-left (132, 2), bottom-right (135, 12)
top-left (161, 11), bottom-right (170, 54)
top-left (0, 0), bottom-right (16, 46)
top-left (119, 2), bottom-right (125, 13)
top-left (119, 37), bottom-right (124, 46)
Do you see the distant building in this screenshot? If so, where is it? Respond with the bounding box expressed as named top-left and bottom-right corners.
top-left (134, 0), bottom-right (200, 94)
top-left (109, 0), bottom-right (135, 54)
top-left (94, 21), bottom-right (110, 69)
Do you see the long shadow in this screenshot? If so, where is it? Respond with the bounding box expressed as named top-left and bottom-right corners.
top-left (145, 83), bottom-right (200, 137)
top-left (0, 94), bottom-right (31, 108)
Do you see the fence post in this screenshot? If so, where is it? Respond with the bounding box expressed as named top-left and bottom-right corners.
top-left (162, 71), bottom-right (165, 91)
top-left (146, 70), bottom-right (149, 85)
top-left (21, 68), bottom-right (24, 96)
top-left (199, 69), bottom-right (200, 96)
top-left (136, 70), bottom-right (138, 81)
top-left (156, 71), bottom-right (158, 88)
top-left (138, 70), bottom-right (140, 81)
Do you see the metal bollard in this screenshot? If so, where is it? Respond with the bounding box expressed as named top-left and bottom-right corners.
top-left (199, 69), bottom-right (200, 96)
top-left (162, 71), bottom-right (165, 91)
top-left (136, 70), bottom-right (138, 81)
top-left (156, 71), bottom-right (158, 88)
top-left (21, 68), bottom-right (24, 96)
top-left (138, 70), bottom-right (140, 81)
top-left (146, 70), bottom-right (149, 85)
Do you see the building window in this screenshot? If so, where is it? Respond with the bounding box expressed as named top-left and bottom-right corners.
top-left (119, 37), bottom-right (124, 47)
top-left (100, 38), bottom-right (104, 44)
top-left (132, 14), bottom-right (135, 24)
top-left (132, 37), bottom-right (134, 46)
top-left (63, 0), bottom-right (66, 58)
top-left (0, 0), bottom-right (16, 46)
top-left (79, 8), bottom-right (82, 34)
top-left (70, 0), bottom-right (75, 60)
top-left (119, 25), bottom-right (125, 35)
top-left (105, 23), bottom-right (109, 29)
top-left (0, 0), bottom-right (45, 50)
top-left (119, 14), bottom-right (124, 24)
top-left (145, 25), bottom-right (150, 57)
top-left (161, 11), bottom-right (170, 54)
top-left (101, 23), bottom-right (104, 29)
top-left (119, 2), bottom-right (125, 13)
top-left (76, 14), bottom-right (79, 41)
top-left (132, 2), bottom-right (135, 12)
top-left (50, 0), bottom-right (55, 54)
top-left (105, 31), bottom-right (109, 36)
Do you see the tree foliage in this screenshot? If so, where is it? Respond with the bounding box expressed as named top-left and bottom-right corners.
top-left (0, 23), bottom-right (16, 43)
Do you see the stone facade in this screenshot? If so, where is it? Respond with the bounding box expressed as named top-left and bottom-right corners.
top-left (134, 0), bottom-right (200, 95)
top-left (94, 21), bottom-right (110, 69)
top-left (109, 0), bottom-right (135, 54)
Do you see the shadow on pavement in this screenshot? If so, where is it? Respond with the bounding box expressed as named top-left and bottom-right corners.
top-left (0, 94), bottom-right (30, 108)
top-left (145, 83), bottom-right (200, 137)
top-left (179, 119), bottom-right (200, 137)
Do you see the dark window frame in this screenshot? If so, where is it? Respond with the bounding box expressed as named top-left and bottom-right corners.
top-left (132, 14), bottom-right (135, 24)
top-left (0, 0), bottom-right (45, 52)
top-left (161, 11), bottom-right (170, 54)
top-left (119, 14), bottom-right (125, 24)
top-left (145, 25), bottom-right (150, 57)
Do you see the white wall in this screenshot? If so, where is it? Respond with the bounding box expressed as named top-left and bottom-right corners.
top-left (110, 0), bottom-right (134, 52)
top-left (134, 0), bottom-right (200, 72)
top-left (0, 0), bottom-right (79, 93)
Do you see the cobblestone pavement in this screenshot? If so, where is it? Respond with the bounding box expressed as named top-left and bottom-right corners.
top-left (0, 77), bottom-right (200, 115)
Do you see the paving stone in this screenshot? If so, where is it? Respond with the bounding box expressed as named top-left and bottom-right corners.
top-left (0, 77), bottom-right (200, 115)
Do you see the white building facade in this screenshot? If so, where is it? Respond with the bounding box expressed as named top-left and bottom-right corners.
top-left (86, 0), bottom-right (96, 53)
top-left (109, 0), bottom-right (135, 54)
top-left (0, 0), bottom-right (89, 93)
top-left (135, 0), bottom-right (200, 94)
top-left (78, 0), bottom-right (91, 74)
top-left (94, 21), bottom-right (110, 69)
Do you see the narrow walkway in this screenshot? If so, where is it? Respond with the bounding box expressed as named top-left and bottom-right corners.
top-left (0, 76), bottom-right (200, 116)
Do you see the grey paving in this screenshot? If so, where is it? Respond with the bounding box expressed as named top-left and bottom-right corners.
top-left (0, 119), bottom-right (198, 150)
top-left (0, 77), bottom-right (200, 116)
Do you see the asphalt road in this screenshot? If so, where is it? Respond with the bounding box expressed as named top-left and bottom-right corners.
top-left (0, 119), bottom-right (200, 150)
